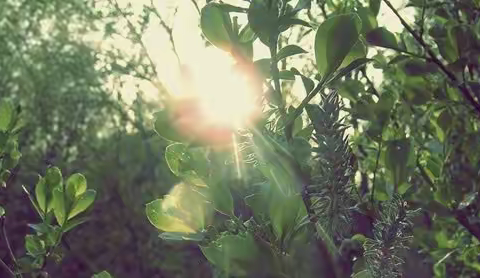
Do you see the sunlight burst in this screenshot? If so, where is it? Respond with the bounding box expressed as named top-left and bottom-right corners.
top-left (179, 48), bottom-right (259, 129)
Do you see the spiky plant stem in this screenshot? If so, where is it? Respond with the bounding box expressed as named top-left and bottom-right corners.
top-left (305, 91), bottom-right (356, 240)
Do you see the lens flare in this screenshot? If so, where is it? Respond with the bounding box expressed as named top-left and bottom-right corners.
top-left (188, 50), bottom-right (259, 121)
top-left (171, 48), bottom-right (260, 145)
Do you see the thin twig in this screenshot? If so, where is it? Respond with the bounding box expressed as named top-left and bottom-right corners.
top-left (454, 194), bottom-right (480, 241)
top-left (149, 0), bottom-right (181, 64)
top-left (285, 79), bottom-right (325, 132)
top-left (189, 0), bottom-right (201, 15)
top-left (110, 0), bottom-right (160, 81)
top-left (0, 256), bottom-right (15, 278)
top-left (1, 217), bottom-right (21, 278)
top-left (319, 0), bottom-right (328, 19)
top-left (395, 47), bottom-right (429, 60)
top-left (371, 140), bottom-right (382, 204)
top-left (269, 34), bottom-right (289, 140)
top-left (362, 69), bottom-right (380, 97)
top-left (419, 0), bottom-right (426, 39)
top-left (383, 0), bottom-right (480, 117)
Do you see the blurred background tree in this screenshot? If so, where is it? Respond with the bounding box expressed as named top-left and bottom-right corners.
top-left (0, 0), bottom-right (211, 277)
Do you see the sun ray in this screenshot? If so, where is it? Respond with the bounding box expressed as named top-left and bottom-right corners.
top-left (232, 133), bottom-right (242, 179)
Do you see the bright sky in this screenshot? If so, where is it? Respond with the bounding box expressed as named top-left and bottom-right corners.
top-left (96, 0), bottom-right (414, 106)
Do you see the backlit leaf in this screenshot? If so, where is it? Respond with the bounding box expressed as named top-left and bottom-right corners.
top-left (366, 27), bottom-right (400, 50)
top-left (385, 138), bottom-right (414, 188)
top-left (277, 45), bottom-right (307, 61)
top-left (201, 3), bottom-right (234, 52)
top-left (66, 173), bottom-right (87, 201)
top-left (315, 13), bottom-right (362, 81)
top-left (35, 177), bottom-right (47, 212)
top-left (248, 0), bottom-right (280, 45)
top-left (165, 143), bottom-right (189, 176)
top-left (53, 187), bottom-right (66, 225)
top-left (0, 100), bottom-right (13, 132)
top-left (25, 235), bottom-right (46, 256)
top-left (68, 189), bottom-right (96, 219)
top-left (145, 183), bottom-right (212, 233)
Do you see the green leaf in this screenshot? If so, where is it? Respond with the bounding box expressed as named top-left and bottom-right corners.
top-left (63, 217), bottom-right (89, 233)
top-left (277, 45), bottom-right (307, 61)
top-left (433, 37), bottom-right (457, 63)
top-left (288, 106), bottom-right (303, 135)
top-left (0, 100), bottom-right (13, 132)
top-left (385, 138), bottom-right (414, 188)
top-left (279, 17), bottom-right (311, 30)
top-left (329, 58), bottom-right (373, 84)
top-left (0, 170), bottom-right (10, 184)
top-left (0, 205), bottom-right (4, 217)
top-left (437, 109), bottom-right (452, 133)
top-left (66, 173), bottom-right (87, 201)
top-left (25, 235), bottom-right (46, 256)
top-left (403, 77), bottom-right (432, 105)
top-left (159, 232), bottom-right (204, 241)
top-left (92, 271), bottom-right (113, 278)
top-left (400, 59), bottom-right (438, 75)
top-left (165, 143), bottom-right (189, 176)
top-left (290, 67), bottom-right (314, 93)
top-left (315, 13), bottom-right (362, 81)
top-left (353, 270), bottom-right (373, 278)
top-left (269, 190), bottom-right (306, 240)
top-left (68, 189), bottom-right (96, 219)
top-left (338, 79), bottom-right (364, 102)
top-left (388, 54), bottom-right (410, 65)
top-left (238, 24), bottom-right (257, 43)
top-left (35, 177), bottom-right (47, 213)
top-left (45, 167), bottom-right (63, 188)
top-left (146, 183), bottom-right (212, 233)
top-left (244, 193), bottom-right (268, 219)
top-left (369, 0), bottom-right (381, 16)
top-left (357, 7), bottom-right (378, 34)
top-left (201, 3), bottom-right (234, 52)
top-left (52, 187), bottom-right (66, 225)
top-left (200, 234), bottom-right (260, 276)
top-left (279, 70), bottom-right (296, 80)
top-left (339, 38), bottom-right (367, 70)
top-left (375, 91), bottom-right (395, 123)
top-left (27, 223), bottom-right (51, 234)
top-left (153, 110), bottom-right (185, 142)
top-left (253, 58), bottom-right (272, 79)
top-left (215, 3), bottom-right (247, 13)
top-left (296, 125), bottom-right (314, 140)
top-left (290, 137), bottom-right (311, 163)
top-left (146, 199), bottom-right (196, 233)
top-left (293, 0), bottom-right (311, 13)
top-left (209, 182), bottom-right (234, 216)
top-left (366, 27), bottom-right (400, 50)
top-left (248, 0), bottom-right (280, 45)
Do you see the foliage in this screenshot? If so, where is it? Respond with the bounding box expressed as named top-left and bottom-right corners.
top-left (1, 0), bottom-right (479, 277)
top-left (147, 0), bottom-right (480, 277)
top-left (0, 98), bottom-right (99, 277)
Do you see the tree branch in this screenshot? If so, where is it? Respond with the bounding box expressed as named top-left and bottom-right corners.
top-left (110, 0), bottom-right (160, 82)
top-left (1, 217), bottom-right (21, 278)
top-left (361, 69), bottom-right (380, 97)
top-left (0, 257), bottom-right (15, 278)
top-left (269, 34), bottom-right (290, 140)
top-left (149, 0), bottom-right (181, 65)
top-left (371, 140), bottom-right (382, 204)
top-left (189, 0), bottom-right (201, 15)
top-left (454, 194), bottom-right (480, 241)
top-left (383, 0), bottom-right (480, 117)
